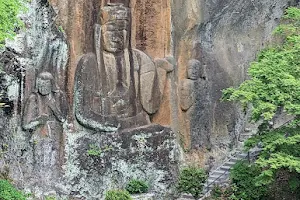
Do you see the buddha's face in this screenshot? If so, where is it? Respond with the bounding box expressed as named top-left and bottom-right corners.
top-left (102, 21), bottom-right (129, 53)
top-left (37, 78), bottom-right (52, 96)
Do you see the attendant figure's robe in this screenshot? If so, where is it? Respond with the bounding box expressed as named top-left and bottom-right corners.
top-left (22, 91), bottom-right (66, 187)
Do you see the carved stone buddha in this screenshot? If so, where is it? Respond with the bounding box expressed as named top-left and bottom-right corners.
top-left (74, 1), bottom-right (164, 131)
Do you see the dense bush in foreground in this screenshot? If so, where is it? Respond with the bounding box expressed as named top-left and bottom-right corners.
top-left (177, 166), bottom-right (207, 199)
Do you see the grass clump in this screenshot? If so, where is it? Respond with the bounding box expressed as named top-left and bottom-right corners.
top-left (125, 179), bottom-right (148, 194)
top-left (105, 189), bottom-right (132, 200)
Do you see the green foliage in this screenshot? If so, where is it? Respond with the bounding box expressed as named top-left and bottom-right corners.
top-left (229, 161), bottom-right (268, 199)
top-left (220, 7), bottom-right (300, 200)
top-left (222, 7), bottom-right (300, 121)
top-left (177, 166), bottom-right (207, 199)
top-left (0, 0), bottom-right (25, 46)
top-left (87, 144), bottom-right (102, 156)
top-left (210, 185), bottom-right (223, 199)
top-left (104, 190), bottom-right (132, 200)
top-left (0, 179), bottom-right (26, 200)
top-left (283, 7), bottom-right (300, 20)
top-left (125, 179), bottom-right (148, 194)
top-left (288, 175), bottom-right (300, 192)
top-left (208, 184), bottom-right (244, 200)
top-left (243, 123), bottom-right (300, 186)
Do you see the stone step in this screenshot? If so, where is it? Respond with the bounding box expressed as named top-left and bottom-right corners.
top-left (250, 148), bottom-right (262, 153)
top-left (223, 161), bottom-right (236, 167)
top-left (207, 176), bottom-right (226, 183)
top-left (229, 157), bottom-right (240, 162)
top-left (238, 153), bottom-right (248, 159)
top-left (219, 166), bottom-right (231, 172)
top-left (208, 174), bottom-right (228, 181)
top-left (207, 178), bottom-right (221, 184)
top-left (244, 128), bottom-right (252, 132)
top-left (204, 176), bottom-right (229, 189)
top-left (240, 133), bottom-right (253, 136)
top-left (210, 170), bottom-right (227, 175)
top-left (209, 173), bottom-right (227, 179)
top-left (132, 193), bottom-right (155, 200)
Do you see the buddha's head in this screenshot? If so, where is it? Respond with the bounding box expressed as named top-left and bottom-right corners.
top-left (100, 3), bottom-right (131, 53)
top-left (36, 72), bottom-right (54, 96)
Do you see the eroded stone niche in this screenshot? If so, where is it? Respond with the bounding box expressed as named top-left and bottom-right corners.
top-left (73, 0), bottom-right (170, 131)
top-left (49, 0), bottom-right (173, 123)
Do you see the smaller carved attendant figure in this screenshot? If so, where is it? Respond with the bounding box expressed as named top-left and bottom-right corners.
top-left (22, 72), bottom-right (67, 188)
top-left (180, 59), bottom-right (209, 150)
top-left (23, 72), bottom-right (66, 134)
top-left (180, 59), bottom-right (204, 111)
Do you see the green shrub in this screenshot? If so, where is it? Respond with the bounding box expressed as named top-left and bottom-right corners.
top-left (0, 179), bottom-right (26, 200)
top-left (210, 185), bottom-right (223, 199)
top-left (230, 161), bottom-right (267, 200)
top-left (105, 190), bottom-right (132, 200)
top-left (177, 166), bottom-right (207, 199)
top-left (125, 179), bottom-right (148, 194)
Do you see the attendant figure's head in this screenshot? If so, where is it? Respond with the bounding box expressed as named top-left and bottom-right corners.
top-left (36, 72), bottom-right (54, 96)
top-left (187, 59), bottom-right (204, 80)
top-left (100, 1), bottom-right (131, 53)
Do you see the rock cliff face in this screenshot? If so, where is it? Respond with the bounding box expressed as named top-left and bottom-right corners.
top-left (172, 0), bottom-right (298, 168)
top-left (0, 0), bottom-right (298, 199)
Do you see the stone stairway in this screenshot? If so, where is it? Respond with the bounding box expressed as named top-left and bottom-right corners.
top-left (177, 124), bottom-right (263, 200)
top-left (201, 147), bottom-right (261, 198)
top-left (199, 125), bottom-right (262, 199)
top-left (177, 144), bottom-right (262, 200)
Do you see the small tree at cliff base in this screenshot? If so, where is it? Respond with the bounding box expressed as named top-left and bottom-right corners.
top-left (177, 166), bottom-right (207, 199)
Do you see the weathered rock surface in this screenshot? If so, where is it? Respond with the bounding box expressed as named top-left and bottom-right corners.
top-left (132, 193), bottom-right (155, 200)
top-left (0, 0), bottom-right (299, 199)
top-left (173, 0), bottom-right (299, 169)
top-left (63, 125), bottom-right (179, 199)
